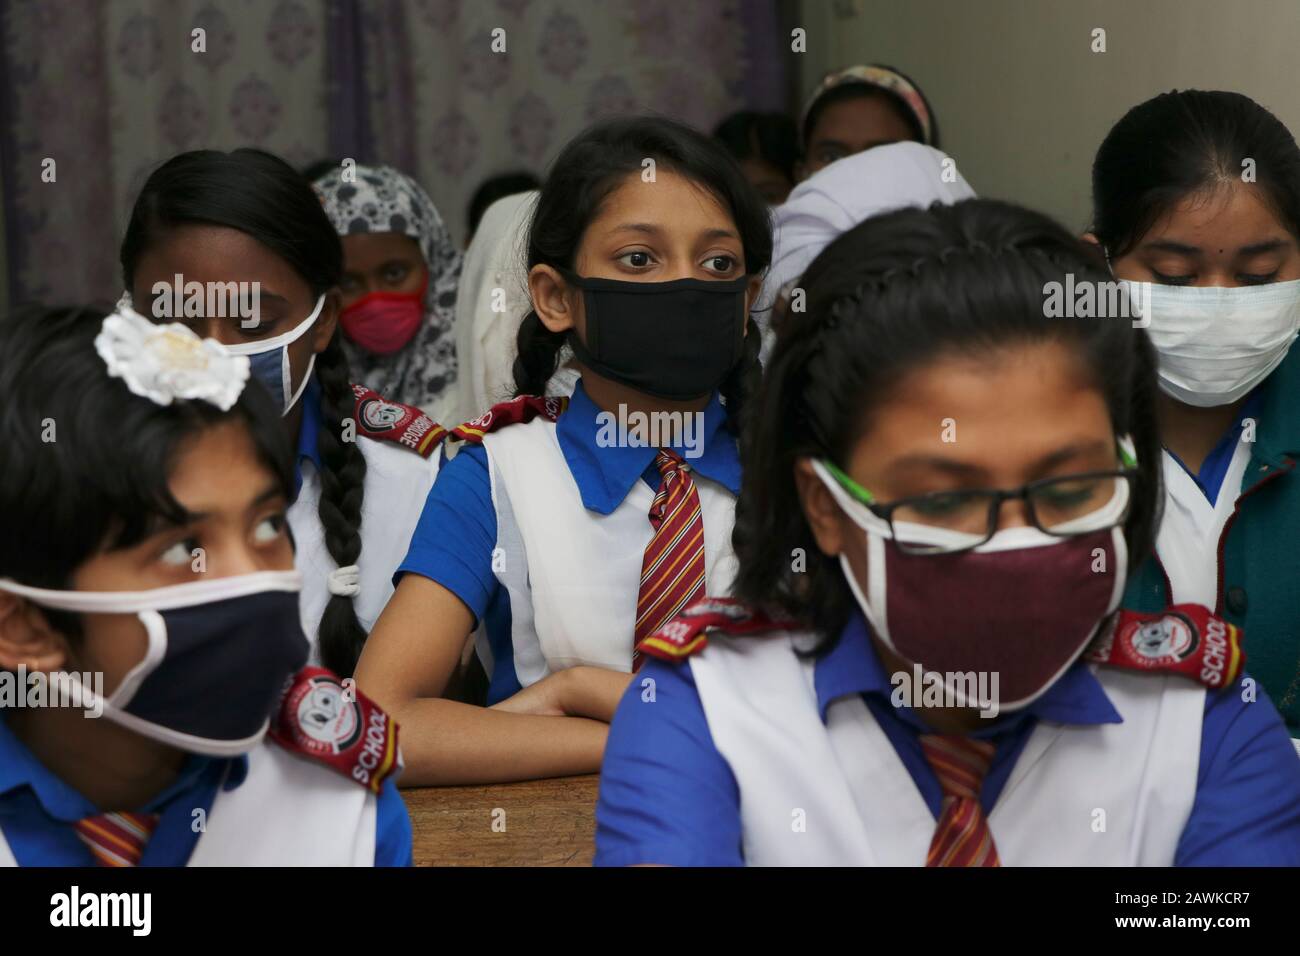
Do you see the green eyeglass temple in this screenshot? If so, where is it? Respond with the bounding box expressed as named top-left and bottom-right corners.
top-left (823, 439), bottom-right (1139, 506)
top-left (823, 459), bottom-right (875, 505)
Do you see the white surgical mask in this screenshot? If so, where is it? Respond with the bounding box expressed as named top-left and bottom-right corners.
top-left (1122, 278), bottom-right (1300, 407)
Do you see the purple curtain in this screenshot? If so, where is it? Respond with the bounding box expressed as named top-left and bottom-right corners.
top-left (1, 1), bottom-right (790, 309)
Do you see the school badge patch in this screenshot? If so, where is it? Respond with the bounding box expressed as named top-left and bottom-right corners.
top-left (449, 394), bottom-right (569, 443)
top-left (1087, 605), bottom-right (1243, 689)
top-left (638, 596), bottom-right (789, 662)
top-left (269, 666), bottom-right (403, 792)
top-left (349, 383), bottom-right (446, 458)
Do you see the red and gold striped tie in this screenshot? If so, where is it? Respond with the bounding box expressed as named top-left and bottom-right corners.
top-left (633, 449), bottom-right (707, 671)
top-left (919, 735), bottom-right (1001, 867)
top-left (74, 811), bottom-right (161, 867)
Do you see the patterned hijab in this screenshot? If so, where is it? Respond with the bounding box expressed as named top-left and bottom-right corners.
top-left (314, 164), bottom-right (462, 412)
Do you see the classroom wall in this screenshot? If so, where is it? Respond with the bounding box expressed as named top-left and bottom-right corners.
top-left (793, 0), bottom-right (1300, 232)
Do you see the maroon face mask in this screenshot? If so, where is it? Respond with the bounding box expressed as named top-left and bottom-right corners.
top-left (844, 524), bottom-right (1126, 712)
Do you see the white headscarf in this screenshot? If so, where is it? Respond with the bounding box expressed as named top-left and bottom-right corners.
top-left (448, 190), bottom-right (579, 427)
top-left (758, 142), bottom-right (976, 357)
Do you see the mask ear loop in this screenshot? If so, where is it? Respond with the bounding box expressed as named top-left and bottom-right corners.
top-left (281, 351), bottom-right (316, 416)
top-left (219, 294), bottom-right (325, 416)
top-left (809, 459), bottom-right (897, 645)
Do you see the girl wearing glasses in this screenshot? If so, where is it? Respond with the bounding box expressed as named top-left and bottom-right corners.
top-left (594, 198), bottom-right (1300, 867)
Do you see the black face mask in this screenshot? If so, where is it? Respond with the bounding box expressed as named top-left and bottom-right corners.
top-left (560, 270), bottom-right (750, 400)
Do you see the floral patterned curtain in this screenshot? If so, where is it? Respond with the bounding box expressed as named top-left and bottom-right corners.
top-left (0, 0), bottom-right (785, 310)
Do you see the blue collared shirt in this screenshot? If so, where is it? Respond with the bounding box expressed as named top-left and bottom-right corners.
top-left (292, 374), bottom-right (325, 498)
top-left (1166, 390), bottom-right (1263, 505)
top-left (594, 610), bottom-right (1300, 866)
top-left (0, 714), bottom-right (413, 866)
top-left (397, 378), bottom-right (742, 704)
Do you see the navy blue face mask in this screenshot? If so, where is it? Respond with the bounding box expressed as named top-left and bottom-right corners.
top-left (559, 270), bottom-right (750, 400)
top-left (222, 295), bottom-right (325, 415)
top-left (114, 291), bottom-right (324, 415)
top-left (0, 571), bottom-right (309, 756)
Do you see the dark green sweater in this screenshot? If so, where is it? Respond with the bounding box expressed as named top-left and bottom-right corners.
top-left (1124, 348), bottom-right (1300, 734)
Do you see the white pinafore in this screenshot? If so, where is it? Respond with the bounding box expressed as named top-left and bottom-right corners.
top-left (0, 741), bottom-right (376, 866)
top-left (687, 629), bottom-right (1204, 866)
top-left (289, 436), bottom-right (439, 665)
top-left (478, 417), bottom-right (739, 684)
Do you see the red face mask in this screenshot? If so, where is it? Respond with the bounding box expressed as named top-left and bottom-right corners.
top-left (339, 274), bottom-right (427, 355)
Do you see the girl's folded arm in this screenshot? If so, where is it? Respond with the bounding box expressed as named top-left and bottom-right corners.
top-left (355, 572), bottom-right (609, 785)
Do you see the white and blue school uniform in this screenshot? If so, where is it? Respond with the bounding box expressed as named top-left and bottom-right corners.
top-left (594, 609), bottom-right (1300, 866)
top-left (1136, 388), bottom-right (1300, 748)
top-left (288, 376), bottom-right (440, 664)
top-left (0, 713), bottom-right (412, 866)
top-left (398, 379), bottom-right (742, 700)
top-left (1156, 390), bottom-right (1261, 606)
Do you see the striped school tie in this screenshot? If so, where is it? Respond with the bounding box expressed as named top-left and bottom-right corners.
top-left (919, 735), bottom-right (1001, 867)
top-left (633, 449), bottom-right (707, 671)
top-left (74, 811), bottom-right (161, 867)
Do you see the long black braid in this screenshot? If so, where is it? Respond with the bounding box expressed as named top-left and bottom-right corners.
top-left (510, 310), bottom-right (566, 398)
top-left (314, 331), bottom-right (370, 677)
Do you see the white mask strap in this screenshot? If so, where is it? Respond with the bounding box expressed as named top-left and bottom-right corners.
top-left (281, 351), bottom-right (316, 416)
top-left (222, 294), bottom-right (326, 356)
top-left (114, 291), bottom-right (326, 355)
top-left (809, 459), bottom-right (893, 535)
top-left (0, 570), bottom-right (302, 614)
top-left (67, 662), bottom-right (271, 757)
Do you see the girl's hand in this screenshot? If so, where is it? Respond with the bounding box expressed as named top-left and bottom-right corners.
top-left (488, 671), bottom-right (570, 717)
top-left (557, 666), bottom-right (635, 723)
top-left (489, 666), bottom-right (635, 722)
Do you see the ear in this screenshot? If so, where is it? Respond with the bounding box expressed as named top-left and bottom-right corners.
top-left (0, 594), bottom-right (71, 672)
top-left (311, 290), bottom-right (341, 355)
top-left (793, 457), bottom-right (848, 559)
top-left (528, 264), bottom-right (578, 335)
top-left (1080, 231), bottom-right (1102, 248)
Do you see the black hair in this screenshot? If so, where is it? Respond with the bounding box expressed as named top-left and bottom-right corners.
top-left (512, 115), bottom-right (773, 432)
top-left (120, 148), bottom-right (370, 678)
top-left (1092, 90), bottom-right (1300, 257)
top-left (467, 170), bottom-right (542, 238)
top-left (802, 65), bottom-right (939, 150)
top-left (300, 157), bottom-right (344, 183)
top-left (732, 198), bottom-right (1163, 649)
top-left (0, 304), bottom-right (291, 598)
top-left (713, 110), bottom-right (799, 185)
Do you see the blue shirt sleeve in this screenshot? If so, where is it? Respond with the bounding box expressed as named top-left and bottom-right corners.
top-left (395, 443), bottom-right (499, 622)
top-left (1176, 674), bottom-right (1300, 865)
top-left (373, 777), bottom-right (413, 867)
top-left (595, 657), bottom-right (744, 866)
